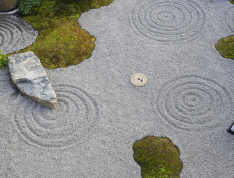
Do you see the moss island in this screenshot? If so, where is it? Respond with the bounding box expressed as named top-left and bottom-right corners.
top-left (133, 136), bottom-right (183, 178)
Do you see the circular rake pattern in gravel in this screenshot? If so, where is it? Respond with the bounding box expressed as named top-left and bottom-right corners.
top-left (225, 7), bottom-right (234, 32)
top-left (131, 0), bottom-right (205, 42)
top-left (13, 84), bottom-right (99, 148)
top-left (153, 75), bottom-right (232, 131)
top-left (0, 15), bottom-right (38, 54)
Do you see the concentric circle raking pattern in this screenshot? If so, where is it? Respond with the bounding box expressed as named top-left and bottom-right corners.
top-left (154, 75), bottom-right (232, 131)
top-left (0, 15), bottom-right (38, 54)
top-left (131, 0), bottom-right (205, 42)
top-left (225, 7), bottom-right (234, 32)
top-left (13, 84), bottom-right (99, 148)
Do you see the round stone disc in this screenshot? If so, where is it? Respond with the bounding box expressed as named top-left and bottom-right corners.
top-left (131, 73), bottom-right (147, 86)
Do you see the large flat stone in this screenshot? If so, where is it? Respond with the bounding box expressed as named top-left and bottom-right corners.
top-left (7, 51), bottom-right (57, 109)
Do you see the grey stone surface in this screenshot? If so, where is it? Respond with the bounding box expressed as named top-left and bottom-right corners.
top-left (7, 51), bottom-right (57, 109)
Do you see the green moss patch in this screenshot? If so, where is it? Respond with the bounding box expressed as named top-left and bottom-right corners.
top-left (5, 0), bottom-right (114, 69)
top-left (0, 50), bottom-right (9, 71)
top-left (215, 35), bottom-right (234, 59)
top-left (133, 136), bottom-right (183, 178)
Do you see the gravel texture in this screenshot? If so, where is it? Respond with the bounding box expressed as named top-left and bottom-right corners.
top-left (0, 0), bottom-right (234, 177)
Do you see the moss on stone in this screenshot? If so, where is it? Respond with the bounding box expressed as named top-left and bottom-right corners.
top-left (215, 35), bottom-right (234, 60)
top-left (5, 0), bottom-right (114, 69)
top-left (133, 136), bottom-right (183, 178)
top-left (230, 0), bottom-right (234, 5)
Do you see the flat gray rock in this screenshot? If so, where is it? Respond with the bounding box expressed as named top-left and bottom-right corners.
top-left (7, 51), bottom-right (57, 109)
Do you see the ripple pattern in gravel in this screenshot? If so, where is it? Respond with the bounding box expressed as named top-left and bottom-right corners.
top-left (153, 75), bottom-right (232, 131)
top-left (13, 84), bottom-right (99, 148)
top-left (131, 0), bottom-right (205, 42)
top-left (0, 15), bottom-right (38, 54)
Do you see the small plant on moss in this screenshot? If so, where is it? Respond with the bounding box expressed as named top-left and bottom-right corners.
top-left (0, 50), bottom-right (9, 71)
top-left (18, 0), bottom-right (43, 15)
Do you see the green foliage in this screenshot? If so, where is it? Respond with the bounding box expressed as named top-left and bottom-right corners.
top-left (0, 50), bottom-right (9, 71)
top-left (18, 0), bottom-right (43, 15)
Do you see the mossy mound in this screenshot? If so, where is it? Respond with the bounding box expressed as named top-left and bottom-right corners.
top-left (133, 136), bottom-right (183, 178)
top-left (5, 0), bottom-right (114, 69)
top-left (216, 35), bottom-right (234, 60)
top-left (230, 0), bottom-right (234, 4)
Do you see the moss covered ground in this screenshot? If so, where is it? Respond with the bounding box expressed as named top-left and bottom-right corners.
top-left (5, 0), bottom-right (114, 69)
top-left (133, 136), bottom-right (183, 178)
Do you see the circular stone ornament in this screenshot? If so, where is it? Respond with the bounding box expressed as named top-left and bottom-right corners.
top-left (131, 73), bottom-right (147, 86)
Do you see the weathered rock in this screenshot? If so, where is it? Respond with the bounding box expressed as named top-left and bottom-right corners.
top-left (7, 51), bottom-right (57, 109)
